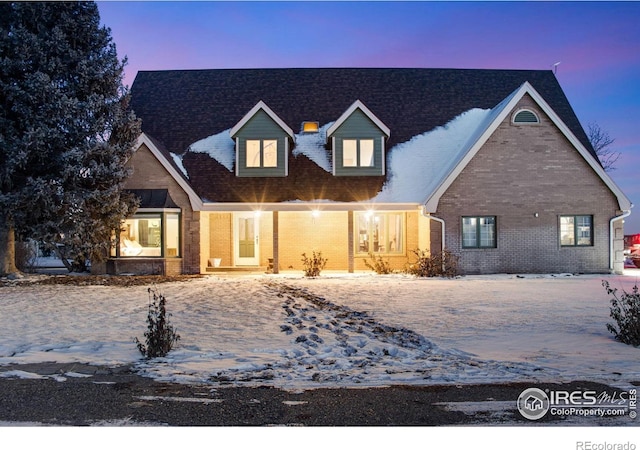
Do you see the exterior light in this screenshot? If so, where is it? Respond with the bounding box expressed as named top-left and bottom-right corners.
top-left (311, 210), bottom-right (321, 219)
top-left (302, 121), bottom-right (319, 133)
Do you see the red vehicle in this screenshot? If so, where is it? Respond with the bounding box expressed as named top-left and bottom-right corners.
top-left (624, 234), bottom-right (640, 268)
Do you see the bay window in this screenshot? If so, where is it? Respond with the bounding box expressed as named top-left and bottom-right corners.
top-left (112, 211), bottom-right (181, 258)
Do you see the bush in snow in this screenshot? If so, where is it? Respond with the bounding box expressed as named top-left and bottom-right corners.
top-left (301, 251), bottom-right (327, 277)
top-left (364, 252), bottom-right (395, 275)
top-left (405, 248), bottom-right (459, 278)
top-left (135, 287), bottom-right (180, 358)
top-left (603, 280), bottom-right (640, 347)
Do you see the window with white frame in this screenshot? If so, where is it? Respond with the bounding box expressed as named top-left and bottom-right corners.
top-left (462, 216), bottom-right (497, 248)
top-left (246, 139), bottom-right (278, 168)
top-left (560, 215), bottom-right (593, 246)
top-left (355, 212), bottom-right (403, 254)
top-left (343, 139), bottom-right (374, 167)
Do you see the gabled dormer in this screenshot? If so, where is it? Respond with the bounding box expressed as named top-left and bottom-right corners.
top-left (230, 101), bottom-right (295, 177)
top-left (327, 100), bottom-right (390, 176)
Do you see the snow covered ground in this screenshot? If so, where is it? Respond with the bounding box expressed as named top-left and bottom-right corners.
top-left (1, 270), bottom-right (639, 393)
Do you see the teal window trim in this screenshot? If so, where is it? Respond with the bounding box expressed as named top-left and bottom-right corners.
top-left (559, 215), bottom-right (593, 247)
top-left (461, 216), bottom-right (497, 249)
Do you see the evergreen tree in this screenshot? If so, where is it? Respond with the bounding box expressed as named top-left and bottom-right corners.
top-left (0, 2), bottom-right (140, 275)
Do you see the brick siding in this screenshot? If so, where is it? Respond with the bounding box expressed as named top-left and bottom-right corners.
top-left (436, 95), bottom-right (621, 274)
top-left (117, 144), bottom-right (201, 274)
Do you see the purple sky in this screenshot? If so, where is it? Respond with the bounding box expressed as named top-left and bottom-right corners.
top-left (98, 1), bottom-right (640, 233)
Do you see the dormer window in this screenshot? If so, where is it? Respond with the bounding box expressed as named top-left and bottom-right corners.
top-left (513, 109), bottom-right (539, 124)
top-left (327, 100), bottom-right (390, 177)
top-left (230, 101), bottom-right (294, 177)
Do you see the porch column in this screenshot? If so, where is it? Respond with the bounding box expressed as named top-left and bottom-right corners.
top-left (348, 210), bottom-right (354, 273)
top-left (272, 211), bottom-right (279, 274)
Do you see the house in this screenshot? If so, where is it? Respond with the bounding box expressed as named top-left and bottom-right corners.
top-left (524, 395), bottom-right (544, 412)
top-left (103, 68), bottom-right (631, 276)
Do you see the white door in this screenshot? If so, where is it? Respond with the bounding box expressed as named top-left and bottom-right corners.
top-left (234, 212), bottom-right (259, 266)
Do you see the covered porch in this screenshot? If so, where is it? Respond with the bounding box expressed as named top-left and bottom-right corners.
top-left (200, 204), bottom-right (430, 274)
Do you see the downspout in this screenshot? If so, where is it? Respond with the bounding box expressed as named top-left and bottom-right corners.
top-left (420, 206), bottom-right (445, 254)
top-left (610, 208), bottom-right (632, 272)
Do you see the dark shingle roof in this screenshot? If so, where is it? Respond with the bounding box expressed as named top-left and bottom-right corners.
top-left (130, 68), bottom-right (595, 203)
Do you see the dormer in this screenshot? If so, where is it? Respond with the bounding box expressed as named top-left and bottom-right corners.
top-left (230, 101), bottom-right (295, 177)
top-left (327, 100), bottom-right (390, 176)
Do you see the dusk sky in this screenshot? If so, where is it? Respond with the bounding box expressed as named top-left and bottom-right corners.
top-left (98, 1), bottom-right (640, 233)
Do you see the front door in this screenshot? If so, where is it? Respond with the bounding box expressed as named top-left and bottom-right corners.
top-left (234, 212), bottom-right (259, 266)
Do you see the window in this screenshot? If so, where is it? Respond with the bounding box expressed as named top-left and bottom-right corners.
top-left (355, 212), bottom-right (403, 254)
top-left (560, 215), bottom-right (593, 246)
top-left (462, 216), bottom-right (497, 248)
top-left (113, 212), bottom-right (180, 257)
top-left (513, 109), bottom-right (540, 124)
top-left (343, 139), bottom-right (374, 167)
top-left (246, 139), bottom-right (278, 168)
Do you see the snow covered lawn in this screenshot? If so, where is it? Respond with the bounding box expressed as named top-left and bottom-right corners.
top-left (1, 272), bottom-right (639, 391)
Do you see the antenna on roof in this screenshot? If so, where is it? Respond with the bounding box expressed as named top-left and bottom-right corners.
top-left (553, 62), bottom-right (562, 74)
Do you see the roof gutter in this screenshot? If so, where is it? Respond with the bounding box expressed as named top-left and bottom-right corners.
top-left (610, 207), bottom-right (633, 272)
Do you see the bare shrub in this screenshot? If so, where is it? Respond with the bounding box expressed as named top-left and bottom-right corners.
top-left (301, 251), bottom-right (327, 278)
top-left (603, 280), bottom-right (640, 346)
top-left (405, 248), bottom-right (459, 278)
top-left (363, 252), bottom-right (395, 275)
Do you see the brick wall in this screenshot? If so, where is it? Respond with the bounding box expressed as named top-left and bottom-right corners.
top-left (208, 213), bottom-right (232, 266)
top-left (436, 95), bottom-right (621, 274)
top-left (106, 258), bottom-right (182, 276)
top-left (278, 211), bottom-right (349, 271)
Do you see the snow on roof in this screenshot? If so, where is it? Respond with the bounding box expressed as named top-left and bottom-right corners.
top-left (170, 152), bottom-right (188, 178)
top-left (186, 124), bottom-right (335, 174)
top-left (187, 129), bottom-right (235, 172)
top-left (374, 108), bottom-right (493, 203)
top-left (183, 108), bottom-right (499, 202)
top-left (291, 122), bottom-right (333, 172)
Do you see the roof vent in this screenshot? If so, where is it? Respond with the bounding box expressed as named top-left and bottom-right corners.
top-left (302, 121), bottom-right (319, 133)
top-left (513, 109), bottom-right (539, 124)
